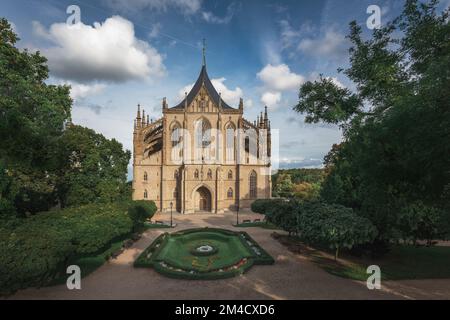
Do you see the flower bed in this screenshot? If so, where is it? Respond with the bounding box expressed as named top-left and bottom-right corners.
top-left (134, 228), bottom-right (274, 280)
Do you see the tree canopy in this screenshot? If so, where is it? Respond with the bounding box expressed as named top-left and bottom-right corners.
top-left (294, 0), bottom-right (450, 241)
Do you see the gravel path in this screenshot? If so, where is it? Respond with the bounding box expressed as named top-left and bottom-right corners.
top-left (10, 213), bottom-right (448, 300)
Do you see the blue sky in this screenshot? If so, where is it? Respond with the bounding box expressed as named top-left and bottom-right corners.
top-left (3, 0), bottom-right (446, 177)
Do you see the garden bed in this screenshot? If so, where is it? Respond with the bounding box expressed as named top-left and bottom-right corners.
top-left (134, 228), bottom-right (274, 280)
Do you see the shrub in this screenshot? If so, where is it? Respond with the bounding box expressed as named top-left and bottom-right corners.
top-left (128, 200), bottom-right (157, 230)
top-left (0, 202), bottom-right (135, 295)
top-left (297, 202), bottom-right (378, 259)
top-left (251, 199), bottom-right (284, 215)
top-left (398, 202), bottom-right (443, 245)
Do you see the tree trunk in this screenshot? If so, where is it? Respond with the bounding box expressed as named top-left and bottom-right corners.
top-left (335, 247), bottom-right (339, 261)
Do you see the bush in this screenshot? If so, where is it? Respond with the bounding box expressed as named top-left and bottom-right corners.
top-left (128, 200), bottom-right (157, 230)
top-left (0, 202), bottom-right (135, 295)
top-left (398, 202), bottom-right (443, 245)
top-left (297, 202), bottom-right (378, 259)
top-left (257, 199), bottom-right (378, 259)
top-left (251, 199), bottom-right (283, 214)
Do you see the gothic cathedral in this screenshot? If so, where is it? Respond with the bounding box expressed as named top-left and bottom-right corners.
top-left (132, 59), bottom-right (272, 214)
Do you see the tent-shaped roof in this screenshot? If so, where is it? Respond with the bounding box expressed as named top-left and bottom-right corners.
top-left (171, 65), bottom-right (234, 110)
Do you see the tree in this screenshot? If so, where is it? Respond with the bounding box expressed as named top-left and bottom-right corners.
top-left (0, 18), bottom-right (72, 215)
top-left (56, 125), bottom-right (131, 207)
top-left (294, 0), bottom-right (450, 242)
top-left (272, 173), bottom-right (294, 198)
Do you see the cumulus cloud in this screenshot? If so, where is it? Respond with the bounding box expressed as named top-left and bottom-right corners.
top-left (178, 77), bottom-right (243, 106)
top-left (261, 91), bottom-right (281, 108)
top-left (257, 64), bottom-right (305, 109)
top-left (102, 0), bottom-right (202, 15)
top-left (68, 83), bottom-right (107, 101)
top-left (257, 64), bottom-right (305, 91)
top-left (32, 16), bottom-right (165, 83)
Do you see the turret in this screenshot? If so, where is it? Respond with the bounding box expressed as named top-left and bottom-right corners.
top-left (162, 97), bottom-right (168, 110)
top-left (239, 98), bottom-right (243, 111)
top-left (136, 104), bottom-right (141, 128)
top-left (264, 106), bottom-right (268, 128)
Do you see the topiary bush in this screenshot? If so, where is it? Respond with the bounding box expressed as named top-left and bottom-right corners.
top-left (128, 200), bottom-right (157, 230)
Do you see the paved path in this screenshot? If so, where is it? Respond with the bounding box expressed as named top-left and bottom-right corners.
top-left (9, 213), bottom-right (448, 300)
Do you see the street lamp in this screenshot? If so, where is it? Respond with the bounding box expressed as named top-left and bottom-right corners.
top-left (236, 204), bottom-right (239, 226)
top-left (170, 201), bottom-right (173, 228)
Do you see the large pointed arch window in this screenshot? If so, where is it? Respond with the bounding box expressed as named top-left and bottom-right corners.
top-left (195, 118), bottom-right (212, 161)
top-left (226, 123), bottom-right (235, 162)
top-left (249, 171), bottom-right (257, 199)
top-left (171, 122), bottom-right (182, 163)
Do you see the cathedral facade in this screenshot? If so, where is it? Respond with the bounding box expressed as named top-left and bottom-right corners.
top-left (132, 61), bottom-right (272, 214)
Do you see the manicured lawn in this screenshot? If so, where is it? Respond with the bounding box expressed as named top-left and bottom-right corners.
top-left (331, 245), bottom-right (450, 281)
top-left (234, 221), bottom-right (279, 230)
top-left (135, 228), bottom-right (274, 280)
top-left (273, 234), bottom-right (450, 280)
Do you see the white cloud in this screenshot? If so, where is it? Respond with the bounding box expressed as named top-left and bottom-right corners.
top-left (298, 29), bottom-right (347, 57)
top-left (257, 64), bottom-right (305, 92)
top-left (261, 91), bottom-right (281, 108)
top-left (178, 77), bottom-right (243, 106)
top-left (68, 83), bottom-right (107, 101)
top-left (102, 0), bottom-right (202, 15)
top-left (33, 16), bottom-right (165, 83)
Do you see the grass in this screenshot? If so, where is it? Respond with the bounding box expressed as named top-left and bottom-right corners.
top-left (273, 234), bottom-right (450, 280)
top-left (135, 228), bottom-right (274, 280)
top-left (234, 221), bottom-right (279, 230)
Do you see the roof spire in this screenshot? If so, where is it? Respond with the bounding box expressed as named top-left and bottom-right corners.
top-left (202, 38), bottom-right (206, 67)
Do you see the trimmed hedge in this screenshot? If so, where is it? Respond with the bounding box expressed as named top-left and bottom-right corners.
top-left (0, 200), bottom-right (156, 295)
top-left (128, 200), bottom-right (157, 230)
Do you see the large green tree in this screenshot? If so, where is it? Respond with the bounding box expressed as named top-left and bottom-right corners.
top-left (0, 18), bottom-right (72, 215)
top-left (0, 18), bottom-right (131, 216)
top-left (56, 125), bottom-right (131, 207)
top-left (294, 0), bottom-right (450, 240)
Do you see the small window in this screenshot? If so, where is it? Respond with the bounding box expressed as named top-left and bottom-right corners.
top-left (144, 190), bottom-right (148, 199)
top-left (194, 169), bottom-right (199, 179)
top-left (228, 170), bottom-right (233, 179)
top-left (227, 188), bottom-right (233, 199)
top-left (207, 169), bottom-right (212, 179)
top-left (144, 172), bottom-right (148, 181)
top-left (249, 171), bottom-right (257, 199)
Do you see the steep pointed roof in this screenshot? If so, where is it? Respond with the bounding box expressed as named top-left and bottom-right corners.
top-left (171, 65), bottom-right (234, 110)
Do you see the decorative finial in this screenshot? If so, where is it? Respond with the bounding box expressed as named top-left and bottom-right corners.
top-left (137, 104), bottom-right (141, 119)
top-left (202, 38), bottom-right (206, 67)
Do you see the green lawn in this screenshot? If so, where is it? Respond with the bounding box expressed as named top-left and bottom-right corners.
top-left (317, 245), bottom-right (450, 281)
top-left (234, 221), bottom-right (279, 230)
top-left (273, 234), bottom-right (450, 280)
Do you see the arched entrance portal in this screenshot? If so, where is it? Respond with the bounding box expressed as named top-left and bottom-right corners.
top-left (194, 186), bottom-right (212, 212)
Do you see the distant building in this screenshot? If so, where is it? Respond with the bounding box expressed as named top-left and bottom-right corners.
top-left (132, 58), bottom-right (271, 213)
